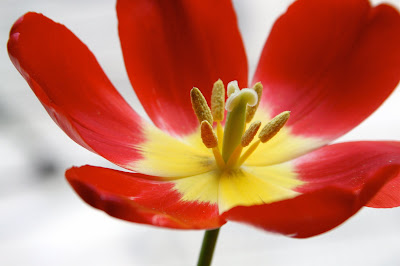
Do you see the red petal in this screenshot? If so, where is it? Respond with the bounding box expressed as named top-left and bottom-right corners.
top-left (367, 176), bottom-right (400, 208)
top-left (296, 141), bottom-right (400, 207)
top-left (254, 0), bottom-right (400, 141)
top-left (66, 165), bottom-right (225, 229)
top-left (117, 0), bottom-right (248, 136)
top-left (224, 141), bottom-right (400, 238)
top-left (8, 13), bottom-right (147, 169)
top-left (223, 177), bottom-right (391, 238)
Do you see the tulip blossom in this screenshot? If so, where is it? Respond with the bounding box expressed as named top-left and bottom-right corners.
top-left (8, 0), bottom-right (400, 242)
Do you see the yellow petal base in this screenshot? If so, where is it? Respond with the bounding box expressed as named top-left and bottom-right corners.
top-left (173, 163), bottom-right (302, 214)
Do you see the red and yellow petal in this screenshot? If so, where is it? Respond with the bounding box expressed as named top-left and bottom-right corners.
top-left (66, 165), bottom-right (226, 229)
top-left (8, 13), bottom-right (213, 178)
top-left (131, 125), bottom-right (217, 178)
top-left (7, 12), bottom-right (217, 181)
top-left (8, 12), bottom-right (149, 170)
top-left (67, 141), bottom-right (400, 234)
top-left (223, 186), bottom-right (381, 239)
top-left (117, 0), bottom-right (248, 136)
top-left (253, 0), bottom-right (400, 142)
top-left (223, 141), bottom-right (400, 238)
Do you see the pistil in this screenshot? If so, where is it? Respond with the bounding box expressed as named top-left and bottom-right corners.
top-left (221, 82), bottom-right (258, 162)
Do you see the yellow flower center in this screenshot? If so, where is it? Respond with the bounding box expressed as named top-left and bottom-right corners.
top-left (191, 80), bottom-right (291, 173)
top-left (130, 79), bottom-right (315, 213)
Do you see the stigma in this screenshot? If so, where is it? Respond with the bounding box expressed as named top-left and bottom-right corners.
top-left (190, 80), bottom-right (290, 171)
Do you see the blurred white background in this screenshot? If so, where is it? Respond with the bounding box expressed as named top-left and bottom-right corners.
top-left (1, 0), bottom-right (400, 265)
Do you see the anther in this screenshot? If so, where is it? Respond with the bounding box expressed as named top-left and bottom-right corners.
top-left (241, 121), bottom-right (262, 147)
top-left (190, 87), bottom-right (213, 125)
top-left (201, 120), bottom-right (225, 169)
top-left (211, 79), bottom-right (225, 122)
top-left (246, 82), bottom-right (263, 123)
top-left (200, 121), bottom-right (218, 148)
top-left (259, 111), bottom-right (290, 143)
top-left (237, 111), bottom-right (290, 167)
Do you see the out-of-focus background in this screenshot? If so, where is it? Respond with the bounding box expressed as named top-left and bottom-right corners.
top-left (1, 0), bottom-right (400, 265)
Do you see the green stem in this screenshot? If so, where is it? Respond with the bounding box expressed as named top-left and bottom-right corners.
top-left (197, 228), bottom-right (220, 266)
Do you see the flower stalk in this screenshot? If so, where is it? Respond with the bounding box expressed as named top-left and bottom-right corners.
top-left (197, 228), bottom-right (220, 266)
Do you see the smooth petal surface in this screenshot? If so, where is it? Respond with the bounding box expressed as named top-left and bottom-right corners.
top-left (224, 141), bottom-right (400, 238)
top-left (66, 165), bottom-right (225, 229)
top-left (223, 186), bottom-right (383, 239)
top-left (224, 170), bottom-right (398, 238)
top-left (295, 141), bottom-right (400, 207)
top-left (253, 0), bottom-right (400, 142)
top-left (8, 13), bottom-right (149, 170)
top-left (117, 0), bottom-right (248, 136)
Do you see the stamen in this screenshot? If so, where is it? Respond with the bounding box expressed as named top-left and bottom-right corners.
top-left (212, 147), bottom-right (225, 169)
top-left (246, 82), bottom-right (263, 123)
top-left (190, 87), bottom-right (213, 125)
top-left (211, 79), bottom-right (225, 122)
top-left (241, 121), bottom-right (262, 147)
top-left (216, 121), bottom-right (223, 150)
top-left (201, 121), bottom-right (225, 169)
top-left (226, 145), bottom-right (243, 168)
top-left (236, 140), bottom-right (260, 166)
top-left (259, 111), bottom-right (290, 143)
top-left (237, 111), bottom-right (290, 167)
top-left (200, 121), bottom-right (218, 148)
top-left (226, 121), bottom-right (261, 168)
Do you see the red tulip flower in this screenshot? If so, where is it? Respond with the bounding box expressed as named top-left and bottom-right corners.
top-left (8, 0), bottom-right (400, 245)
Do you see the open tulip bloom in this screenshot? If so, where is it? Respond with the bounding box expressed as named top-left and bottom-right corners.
top-left (8, 0), bottom-right (400, 264)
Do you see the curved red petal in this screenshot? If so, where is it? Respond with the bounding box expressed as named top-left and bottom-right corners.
top-left (366, 177), bottom-right (400, 208)
top-left (8, 13), bottom-right (147, 169)
top-left (254, 0), bottom-right (400, 141)
top-left (224, 165), bottom-right (398, 238)
top-left (117, 0), bottom-right (248, 136)
top-left (66, 165), bottom-right (225, 229)
top-left (295, 141), bottom-right (400, 207)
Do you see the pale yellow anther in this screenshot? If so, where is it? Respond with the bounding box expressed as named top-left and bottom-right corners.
top-left (191, 87), bottom-right (213, 125)
top-left (201, 121), bottom-right (218, 148)
top-left (211, 79), bottom-right (225, 121)
top-left (246, 82), bottom-right (263, 123)
top-left (241, 121), bottom-right (262, 147)
top-left (259, 111), bottom-right (290, 143)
